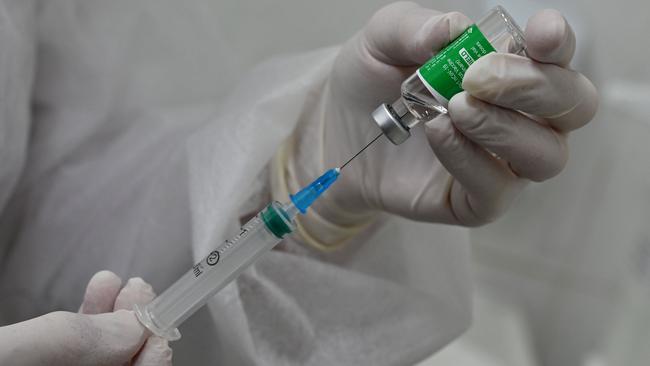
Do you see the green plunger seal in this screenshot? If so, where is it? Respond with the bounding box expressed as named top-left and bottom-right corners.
top-left (261, 203), bottom-right (293, 238)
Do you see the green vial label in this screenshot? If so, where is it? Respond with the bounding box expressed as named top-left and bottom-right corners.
top-left (417, 24), bottom-right (496, 104)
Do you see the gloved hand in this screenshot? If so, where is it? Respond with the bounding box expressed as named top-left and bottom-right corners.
top-left (0, 271), bottom-right (172, 366)
top-left (292, 3), bottom-right (598, 230)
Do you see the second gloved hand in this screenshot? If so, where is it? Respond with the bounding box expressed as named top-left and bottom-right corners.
top-left (293, 3), bottom-right (598, 227)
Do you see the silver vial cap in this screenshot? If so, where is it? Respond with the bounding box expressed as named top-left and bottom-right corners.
top-left (371, 103), bottom-right (410, 145)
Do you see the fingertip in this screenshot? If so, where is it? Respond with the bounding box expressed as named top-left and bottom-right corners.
top-left (153, 337), bottom-right (173, 363)
top-left (133, 337), bottom-right (173, 366)
top-left (80, 271), bottom-right (123, 314)
top-left (447, 92), bottom-right (496, 138)
top-left (448, 92), bottom-right (475, 121)
top-left (126, 277), bottom-right (154, 291)
top-left (424, 112), bottom-right (473, 165)
top-left (583, 76), bottom-right (600, 121)
top-left (113, 277), bottom-right (156, 311)
top-left (413, 11), bottom-right (473, 62)
top-left (90, 270), bottom-right (123, 288)
top-left (424, 113), bottom-right (454, 146)
top-left (445, 11), bottom-right (474, 40)
top-left (525, 9), bottom-right (575, 66)
top-left (550, 73), bottom-right (600, 131)
top-left (462, 53), bottom-right (504, 97)
top-left (574, 74), bottom-right (599, 124)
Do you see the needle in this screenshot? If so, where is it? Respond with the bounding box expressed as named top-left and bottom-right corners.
top-left (340, 133), bottom-right (383, 170)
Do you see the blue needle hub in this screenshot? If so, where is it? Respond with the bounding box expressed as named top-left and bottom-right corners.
top-left (290, 168), bottom-right (340, 214)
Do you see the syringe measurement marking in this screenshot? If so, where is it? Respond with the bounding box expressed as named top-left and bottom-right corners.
top-left (193, 262), bottom-right (203, 277)
top-left (192, 217), bottom-right (259, 278)
top-left (217, 223), bottom-right (251, 255)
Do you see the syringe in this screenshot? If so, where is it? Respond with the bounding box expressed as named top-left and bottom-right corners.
top-left (134, 168), bottom-right (341, 340)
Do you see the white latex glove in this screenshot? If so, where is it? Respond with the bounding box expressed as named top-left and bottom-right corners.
top-left (293, 3), bottom-right (598, 228)
top-left (0, 271), bottom-right (172, 366)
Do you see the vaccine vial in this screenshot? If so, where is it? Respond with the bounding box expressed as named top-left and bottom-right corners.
top-left (372, 6), bottom-right (526, 145)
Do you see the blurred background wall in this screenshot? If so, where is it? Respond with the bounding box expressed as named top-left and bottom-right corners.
top-left (180, 0), bottom-right (649, 364)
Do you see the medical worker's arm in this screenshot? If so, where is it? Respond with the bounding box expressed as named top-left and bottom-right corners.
top-left (0, 271), bottom-right (172, 366)
top-left (290, 4), bottom-right (598, 239)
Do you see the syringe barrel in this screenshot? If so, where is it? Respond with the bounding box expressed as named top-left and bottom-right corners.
top-left (135, 202), bottom-right (295, 340)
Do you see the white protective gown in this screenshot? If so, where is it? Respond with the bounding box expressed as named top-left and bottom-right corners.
top-left (0, 1), bottom-right (472, 364)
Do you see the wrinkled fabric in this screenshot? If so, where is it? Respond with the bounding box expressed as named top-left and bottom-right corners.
top-left (0, 0), bottom-right (36, 263)
top-left (0, 1), bottom-right (472, 364)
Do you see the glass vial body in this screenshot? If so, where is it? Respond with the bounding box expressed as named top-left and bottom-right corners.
top-left (372, 5), bottom-right (526, 145)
